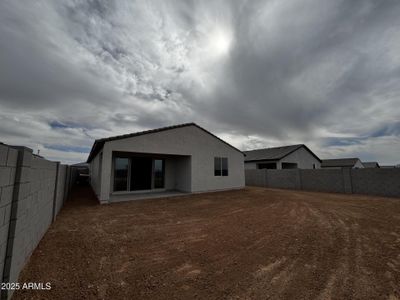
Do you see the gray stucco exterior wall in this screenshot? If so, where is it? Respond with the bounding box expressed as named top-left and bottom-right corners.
top-left (244, 161), bottom-right (258, 170)
top-left (279, 147), bottom-right (321, 169)
top-left (89, 151), bottom-right (101, 197)
top-left (354, 160), bottom-right (365, 169)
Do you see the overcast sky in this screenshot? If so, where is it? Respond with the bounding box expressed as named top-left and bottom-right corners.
top-left (0, 0), bottom-right (399, 165)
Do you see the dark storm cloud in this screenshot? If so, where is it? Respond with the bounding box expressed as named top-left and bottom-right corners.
top-left (205, 0), bottom-right (400, 140)
top-left (0, 2), bottom-right (117, 110)
top-left (0, 0), bottom-right (399, 164)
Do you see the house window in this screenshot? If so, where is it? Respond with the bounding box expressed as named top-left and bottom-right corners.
top-left (221, 157), bottom-right (228, 176)
top-left (214, 157), bottom-right (221, 176)
top-left (214, 157), bottom-right (228, 176)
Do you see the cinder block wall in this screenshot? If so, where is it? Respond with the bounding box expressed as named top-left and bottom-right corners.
top-left (245, 169), bottom-right (267, 187)
top-left (55, 164), bottom-right (68, 217)
top-left (245, 168), bottom-right (400, 198)
top-left (0, 144), bottom-right (18, 284)
top-left (8, 151), bottom-right (57, 285)
top-left (266, 170), bottom-right (301, 190)
top-left (300, 169), bottom-right (345, 193)
top-left (351, 169), bottom-right (400, 197)
top-left (0, 143), bottom-right (71, 300)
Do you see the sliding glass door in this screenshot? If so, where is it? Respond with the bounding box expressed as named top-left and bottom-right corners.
top-left (113, 156), bottom-right (165, 192)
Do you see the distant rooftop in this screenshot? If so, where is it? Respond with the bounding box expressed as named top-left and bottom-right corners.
top-left (244, 144), bottom-right (320, 162)
top-left (362, 162), bottom-right (380, 168)
top-left (321, 158), bottom-right (360, 168)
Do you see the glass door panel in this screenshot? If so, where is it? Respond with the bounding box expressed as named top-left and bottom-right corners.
top-left (130, 157), bottom-right (152, 190)
top-left (114, 158), bottom-right (129, 191)
top-left (154, 159), bottom-right (165, 188)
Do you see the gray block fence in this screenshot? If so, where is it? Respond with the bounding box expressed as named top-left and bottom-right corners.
top-left (245, 168), bottom-right (400, 198)
top-left (0, 143), bottom-right (73, 300)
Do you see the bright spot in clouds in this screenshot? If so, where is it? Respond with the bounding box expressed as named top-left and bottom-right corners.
top-left (208, 27), bottom-right (233, 56)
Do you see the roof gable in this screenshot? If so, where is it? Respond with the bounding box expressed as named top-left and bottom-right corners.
top-left (321, 158), bottom-right (361, 168)
top-left (361, 161), bottom-right (380, 168)
top-left (87, 123), bottom-right (243, 162)
top-left (244, 144), bottom-right (321, 162)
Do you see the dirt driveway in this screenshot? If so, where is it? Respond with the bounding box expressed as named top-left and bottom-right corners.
top-left (14, 186), bottom-right (400, 299)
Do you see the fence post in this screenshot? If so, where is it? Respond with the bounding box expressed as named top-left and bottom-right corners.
top-left (52, 162), bottom-right (60, 223)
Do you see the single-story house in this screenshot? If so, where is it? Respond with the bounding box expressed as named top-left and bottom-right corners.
top-left (321, 158), bottom-right (364, 169)
top-left (362, 161), bottom-right (380, 168)
top-left (244, 144), bottom-right (321, 170)
top-left (87, 123), bottom-right (245, 204)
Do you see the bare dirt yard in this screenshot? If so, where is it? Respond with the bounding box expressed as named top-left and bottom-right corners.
top-left (14, 186), bottom-right (400, 300)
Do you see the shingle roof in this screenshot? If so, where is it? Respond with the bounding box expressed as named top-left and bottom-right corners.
top-left (321, 158), bottom-right (360, 168)
top-left (244, 144), bottom-right (320, 162)
top-left (87, 123), bottom-right (244, 163)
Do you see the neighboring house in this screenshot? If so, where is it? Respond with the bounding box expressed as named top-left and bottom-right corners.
top-left (244, 144), bottom-right (321, 170)
top-left (362, 161), bottom-right (380, 168)
top-left (321, 158), bottom-right (364, 169)
top-left (87, 123), bottom-right (245, 204)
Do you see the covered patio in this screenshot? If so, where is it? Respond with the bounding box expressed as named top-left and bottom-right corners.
top-left (110, 151), bottom-right (191, 202)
